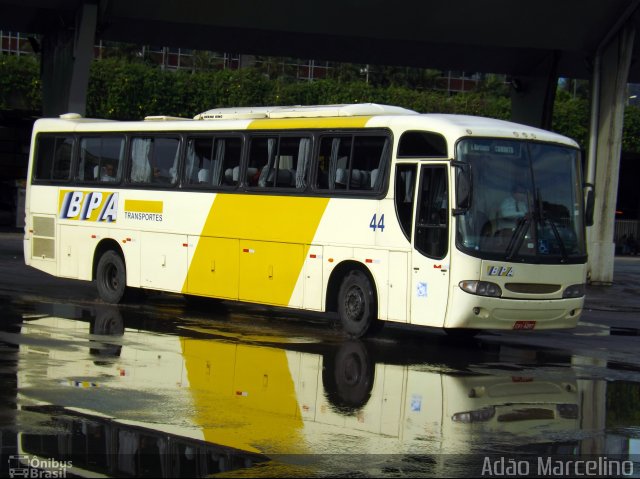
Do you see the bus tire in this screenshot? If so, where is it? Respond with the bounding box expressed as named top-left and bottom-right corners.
top-left (96, 250), bottom-right (127, 304)
top-left (338, 270), bottom-right (378, 338)
top-left (322, 340), bottom-right (374, 412)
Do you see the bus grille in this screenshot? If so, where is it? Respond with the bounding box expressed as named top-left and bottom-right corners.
top-left (32, 216), bottom-right (55, 259)
top-left (504, 283), bottom-right (561, 294)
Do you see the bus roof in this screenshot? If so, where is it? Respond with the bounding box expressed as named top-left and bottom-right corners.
top-left (193, 103), bottom-right (418, 120)
top-left (368, 113), bottom-right (580, 148)
top-left (35, 104), bottom-right (578, 148)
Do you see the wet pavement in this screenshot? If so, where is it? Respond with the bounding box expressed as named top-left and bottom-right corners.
top-left (0, 231), bottom-right (639, 477)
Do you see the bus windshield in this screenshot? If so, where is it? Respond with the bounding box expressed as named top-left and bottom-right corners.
top-left (455, 138), bottom-right (586, 263)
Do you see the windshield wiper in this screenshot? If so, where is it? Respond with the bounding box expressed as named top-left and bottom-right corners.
top-left (543, 217), bottom-right (568, 262)
top-left (535, 188), bottom-right (568, 262)
top-left (505, 213), bottom-right (531, 261)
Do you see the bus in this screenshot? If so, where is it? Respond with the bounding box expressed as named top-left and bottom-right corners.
top-left (23, 103), bottom-right (590, 337)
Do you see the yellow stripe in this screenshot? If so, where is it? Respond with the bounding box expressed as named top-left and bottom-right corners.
top-left (181, 339), bottom-right (305, 454)
top-left (248, 116), bottom-right (371, 129)
top-left (124, 199), bottom-right (163, 213)
top-left (184, 194), bottom-right (329, 306)
top-left (200, 194), bottom-right (329, 242)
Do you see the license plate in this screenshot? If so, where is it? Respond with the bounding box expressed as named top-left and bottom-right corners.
top-left (513, 320), bottom-right (536, 330)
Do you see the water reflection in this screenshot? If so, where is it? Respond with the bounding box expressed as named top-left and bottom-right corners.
top-left (0, 309), bottom-right (22, 478)
top-left (0, 303), bottom-right (637, 476)
top-left (18, 404), bottom-right (265, 477)
top-left (89, 306), bottom-right (125, 361)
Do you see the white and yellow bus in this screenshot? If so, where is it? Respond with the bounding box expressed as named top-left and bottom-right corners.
top-left (23, 103), bottom-right (589, 337)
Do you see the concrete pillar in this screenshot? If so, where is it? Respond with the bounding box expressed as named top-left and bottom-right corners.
top-left (509, 52), bottom-right (559, 129)
top-left (573, 356), bottom-right (607, 454)
top-left (41, 2), bottom-right (97, 117)
top-left (587, 25), bottom-right (635, 284)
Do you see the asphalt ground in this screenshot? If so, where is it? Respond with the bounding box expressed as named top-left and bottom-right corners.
top-left (1, 228), bottom-right (638, 327)
top-left (583, 255), bottom-right (640, 329)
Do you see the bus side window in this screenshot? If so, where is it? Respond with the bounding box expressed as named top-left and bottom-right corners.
top-left (129, 137), bottom-right (179, 186)
top-left (151, 138), bottom-right (180, 185)
top-left (34, 135), bottom-right (74, 182)
top-left (184, 137), bottom-right (213, 185)
top-left (316, 135), bottom-right (388, 193)
top-left (316, 136), bottom-right (351, 190)
top-left (130, 138), bottom-right (153, 183)
top-left (397, 131), bottom-right (448, 158)
top-left (415, 165), bottom-right (448, 259)
top-left (78, 136), bottom-right (124, 183)
top-left (248, 137), bottom-right (275, 187)
top-left (216, 137), bottom-right (242, 187)
top-left (248, 136), bottom-right (309, 189)
top-left (395, 164), bottom-right (417, 243)
top-left (350, 136), bottom-right (388, 190)
top-left (267, 137), bottom-right (310, 188)
top-left (78, 139), bottom-right (98, 181)
top-left (52, 137), bottom-right (74, 180)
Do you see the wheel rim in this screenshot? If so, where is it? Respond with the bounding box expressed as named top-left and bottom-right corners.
top-left (344, 285), bottom-right (365, 323)
top-left (103, 263), bottom-right (119, 292)
top-left (341, 353), bottom-right (362, 385)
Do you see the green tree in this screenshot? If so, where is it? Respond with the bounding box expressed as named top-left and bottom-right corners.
top-left (15, 53), bottom-right (640, 156)
top-left (552, 89), bottom-right (590, 148)
top-left (0, 54), bottom-right (41, 111)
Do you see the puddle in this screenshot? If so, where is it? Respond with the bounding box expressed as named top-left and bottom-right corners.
top-left (1, 301), bottom-right (639, 477)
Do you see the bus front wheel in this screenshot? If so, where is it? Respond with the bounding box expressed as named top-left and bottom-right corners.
top-left (96, 250), bottom-right (127, 304)
top-left (338, 270), bottom-right (378, 338)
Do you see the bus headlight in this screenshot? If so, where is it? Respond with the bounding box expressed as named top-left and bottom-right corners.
top-left (562, 283), bottom-right (585, 298)
top-left (452, 406), bottom-right (496, 423)
top-left (459, 280), bottom-right (502, 297)
top-left (556, 403), bottom-right (579, 419)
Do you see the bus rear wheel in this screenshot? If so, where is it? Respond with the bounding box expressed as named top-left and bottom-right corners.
top-left (96, 250), bottom-right (127, 304)
top-left (338, 270), bottom-right (378, 338)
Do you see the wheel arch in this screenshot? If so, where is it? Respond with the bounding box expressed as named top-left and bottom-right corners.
top-left (325, 260), bottom-right (379, 317)
top-left (92, 239), bottom-right (125, 281)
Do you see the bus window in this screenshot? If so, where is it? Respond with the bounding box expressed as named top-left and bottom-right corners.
top-left (351, 136), bottom-right (388, 190)
top-left (34, 135), bottom-right (74, 181)
top-left (248, 137), bottom-right (275, 186)
top-left (397, 131), bottom-right (448, 158)
top-left (129, 137), bottom-right (180, 186)
top-left (316, 136), bottom-right (351, 190)
top-left (218, 138), bottom-right (242, 186)
top-left (316, 134), bottom-right (388, 193)
top-left (415, 165), bottom-right (448, 259)
top-left (185, 137), bottom-right (243, 187)
top-left (249, 136), bottom-right (310, 189)
top-left (395, 164), bottom-right (417, 242)
top-left (184, 137), bottom-right (214, 185)
top-left (78, 136), bottom-right (125, 183)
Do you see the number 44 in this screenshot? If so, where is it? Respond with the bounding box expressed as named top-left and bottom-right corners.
top-left (369, 213), bottom-right (385, 232)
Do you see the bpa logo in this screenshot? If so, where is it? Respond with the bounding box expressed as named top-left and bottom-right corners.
top-left (487, 265), bottom-right (514, 277)
top-left (59, 190), bottom-right (118, 222)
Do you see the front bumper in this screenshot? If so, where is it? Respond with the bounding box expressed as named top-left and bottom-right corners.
top-left (445, 287), bottom-right (583, 330)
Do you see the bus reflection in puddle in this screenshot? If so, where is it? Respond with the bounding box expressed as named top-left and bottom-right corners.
top-left (13, 306), bottom-right (584, 477)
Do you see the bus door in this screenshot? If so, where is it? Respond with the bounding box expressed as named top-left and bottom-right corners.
top-left (410, 164), bottom-right (451, 327)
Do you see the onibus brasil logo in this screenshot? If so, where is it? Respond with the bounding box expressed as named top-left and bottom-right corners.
top-left (8, 455), bottom-right (72, 478)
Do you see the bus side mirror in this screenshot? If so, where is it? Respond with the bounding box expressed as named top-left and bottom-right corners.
top-left (584, 185), bottom-right (594, 227)
top-left (452, 161), bottom-right (471, 214)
